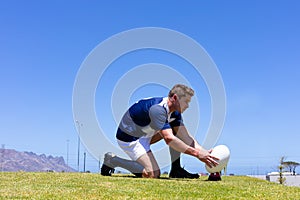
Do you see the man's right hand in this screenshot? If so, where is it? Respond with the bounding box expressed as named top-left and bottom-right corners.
top-left (197, 148), bottom-right (219, 168)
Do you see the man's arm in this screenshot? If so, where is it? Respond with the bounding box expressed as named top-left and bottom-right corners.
top-left (160, 128), bottom-right (219, 168)
top-left (172, 125), bottom-right (202, 150)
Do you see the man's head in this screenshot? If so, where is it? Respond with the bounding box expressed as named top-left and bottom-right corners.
top-left (168, 84), bottom-right (194, 113)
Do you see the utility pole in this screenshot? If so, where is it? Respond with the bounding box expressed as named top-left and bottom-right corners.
top-left (77, 136), bottom-right (80, 172)
top-left (76, 120), bottom-right (83, 172)
top-left (83, 152), bottom-right (86, 173)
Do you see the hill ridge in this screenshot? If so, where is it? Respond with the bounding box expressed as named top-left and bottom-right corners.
top-left (0, 148), bottom-right (76, 172)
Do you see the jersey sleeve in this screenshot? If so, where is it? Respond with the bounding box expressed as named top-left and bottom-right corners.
top-left (148, 104), bottom-right (170, 130)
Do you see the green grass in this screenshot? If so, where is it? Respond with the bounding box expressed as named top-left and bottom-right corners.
top-left (0, 172), bottom-right (300, 199)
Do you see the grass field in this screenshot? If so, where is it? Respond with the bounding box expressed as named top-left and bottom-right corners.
top-left (1, 172), bottom-right (300, 199)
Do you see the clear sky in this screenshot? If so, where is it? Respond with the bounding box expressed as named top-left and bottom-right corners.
top-left (1, 1), bottom-right (299, 175)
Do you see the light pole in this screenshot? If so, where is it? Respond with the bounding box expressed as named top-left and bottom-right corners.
top-left (83, 152), bottom-right (86, 173)
top-left (76, 120), bottom-right (83, 172)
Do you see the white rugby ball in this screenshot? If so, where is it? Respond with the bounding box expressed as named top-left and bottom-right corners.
top-left (205, 145), bottom-right (230, 173)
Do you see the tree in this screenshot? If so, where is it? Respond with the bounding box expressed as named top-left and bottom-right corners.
top-left (282, 161), bottom-right (300, 175)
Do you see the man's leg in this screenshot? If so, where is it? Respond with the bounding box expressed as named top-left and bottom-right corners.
top-left (101, 151), bottom-right (160, 178)
top-left (149, 130), bottom-right (199, 178)
top-left (169, 126), bottom-right (200, 178)
top-left (173, 126), bottom-right (221, 180)
top-left (102, 136), bottom-right (160, 178)
top-left (168, 147), bottom-right (199, 178)
top-left (101, 152), bottom-right (144, 177)
top-left (136, 150), bottom-right (160, 178)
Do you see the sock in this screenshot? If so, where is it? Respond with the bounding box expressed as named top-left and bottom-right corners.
top-left (169, 147), bottom-right (181, 169)
top-left (110, 156), bottom-right (144, 176)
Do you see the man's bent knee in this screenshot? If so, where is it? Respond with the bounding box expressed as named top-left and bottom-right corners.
top-left (142, 169), bottom-right (160, 178)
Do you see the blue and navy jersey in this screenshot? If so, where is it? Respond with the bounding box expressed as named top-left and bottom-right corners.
top-left (116, 97), bottom-right (184, 142)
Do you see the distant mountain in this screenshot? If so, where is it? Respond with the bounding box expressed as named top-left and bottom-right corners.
top-left (0, 148), bottom-right (76, 172)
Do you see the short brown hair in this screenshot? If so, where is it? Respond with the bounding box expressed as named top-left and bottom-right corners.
top-left (168, 84), bottom-right (194, 98)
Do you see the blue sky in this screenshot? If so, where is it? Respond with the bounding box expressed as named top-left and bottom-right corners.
top-left (1, 1), bottom-right (300, 175)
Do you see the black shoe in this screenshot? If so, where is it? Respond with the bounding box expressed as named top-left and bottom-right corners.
top-left (169, 167), bottom-right (200, 179)
top-left (100, 152), bottom-right (116, 176)
top-left (208, 172), bottom-right (221, 181)
top-left (101, 164), bottom-right (115, 176)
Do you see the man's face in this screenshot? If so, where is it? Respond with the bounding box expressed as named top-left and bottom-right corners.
top-left (175, 95), bottom-right (191, 113)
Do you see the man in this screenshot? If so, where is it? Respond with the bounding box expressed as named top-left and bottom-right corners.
top-left (101, 84), bottom-right (219, 178)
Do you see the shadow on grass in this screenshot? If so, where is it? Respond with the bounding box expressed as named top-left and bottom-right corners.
top-left (106, 174), bottom-right (211, 181)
